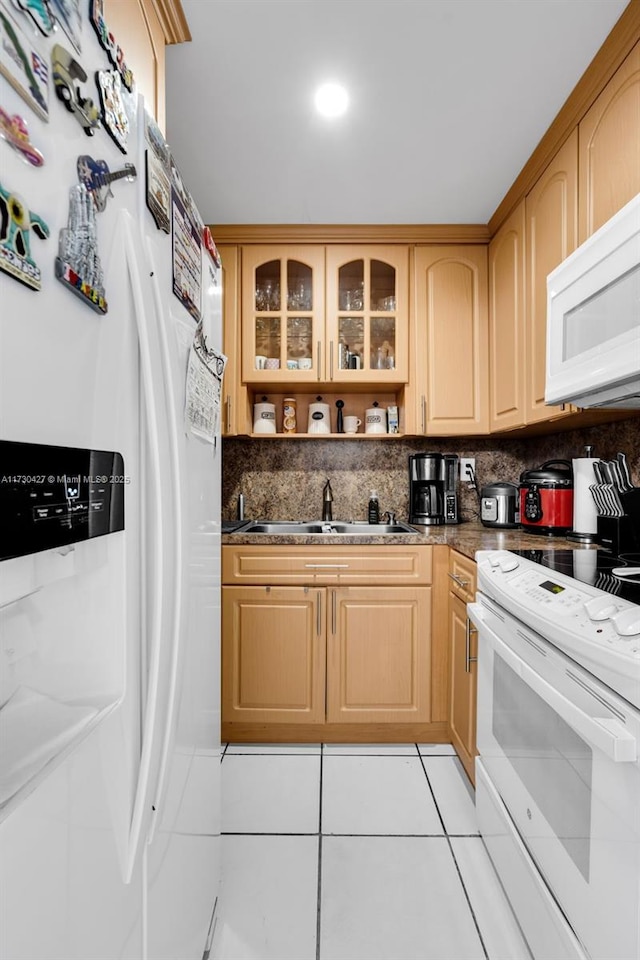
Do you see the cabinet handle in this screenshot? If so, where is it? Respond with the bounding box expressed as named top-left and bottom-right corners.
top-left (560, 403), bottom-right (566, 412)
top-left (304, 563), bottom-right (349, 569)
top-left (317, 341), bottom-right (322, 381)
top-left (317, 591), bottom-right (322, 637)
top-left (331, 590), bottom-right (336, 635)
top-left (465, 618), bottom-right (478, 673)
top-left (330, 341), bottom-right (334, 381)
top-left (448, 572), bottom-right (469, 588)
top-left (421, 395), bottom-right (427, 434)
top-left (225, 395), bottom-right (232, 433)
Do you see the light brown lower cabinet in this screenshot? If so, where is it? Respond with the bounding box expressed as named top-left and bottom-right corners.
top-left (221, 544), bottom-right (446, 740)
top-left (222, 586), bottom-right (326, 724)
top-left (327, 587), bottom-right (431, 723)
top-left (222, 583), bottom-right (431, 727)
top-left (448, 551), bottom-right (478, 785)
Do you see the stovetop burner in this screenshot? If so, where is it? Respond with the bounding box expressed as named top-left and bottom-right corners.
top-left (512, 549), bottom-right (640, 604)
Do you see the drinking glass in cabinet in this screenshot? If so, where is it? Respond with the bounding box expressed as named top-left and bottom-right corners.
top-left (370, 260), bottom-right (396, 310)
top-left (287, 316), bottom-right (312, 363)
top-left (255, 280), bottom-right (280, 311)
top-left (255, 316), bottom-right (281, 361)
top-left (371, 317), bottom-right (396, 370)
top-left (287, 280), bottom-right (311, 310)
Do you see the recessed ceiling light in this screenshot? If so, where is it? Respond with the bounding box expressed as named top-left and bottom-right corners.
top-left (314, 82), bottom-right (348, 118)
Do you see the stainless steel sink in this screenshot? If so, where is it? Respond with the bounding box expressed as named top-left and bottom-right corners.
top-left (234, 520), bottom-right (420, 535)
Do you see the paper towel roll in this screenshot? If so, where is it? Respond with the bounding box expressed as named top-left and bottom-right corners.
top-left (572, 457), bottom-right (600, 536)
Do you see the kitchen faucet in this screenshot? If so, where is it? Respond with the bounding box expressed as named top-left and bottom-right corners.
top-left (322, 478), bottom-right (333, 521)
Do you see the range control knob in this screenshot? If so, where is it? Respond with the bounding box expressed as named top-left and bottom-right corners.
top-left (499, 556), bottom-right (520, 573)
top-left (611, 608), bottom-right (640, 637)
top-left (584, 596), bottom-right (619, 621)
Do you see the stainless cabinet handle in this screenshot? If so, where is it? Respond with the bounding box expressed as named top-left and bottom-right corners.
top-left (331, 590), bottom-right (336, 635)
top-left (465, 618), bottom-right (478, 673)
top-left (225, 395), bottom-right (232, 433)
top-left (448, 572), bottom-right (469, 588)
top-left (317, 591), bottom-right (321, 637)
top-left (317, 341), bottom-right (322, 380)
top-left (304, 563), bottom-right (349, 569)
top-left (330, 341), bottom-right (334, 381)
top-left (421, 395), bottom-right (426, 434)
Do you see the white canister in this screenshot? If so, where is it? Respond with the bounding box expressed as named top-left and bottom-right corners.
top-left (253, 400), bottom-right (276, 434)
top-left (364, 406), bottom-right (386, 434)
top-left (308, 400), bottom-right (331, 434)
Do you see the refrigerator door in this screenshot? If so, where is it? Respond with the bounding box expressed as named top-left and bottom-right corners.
top-left (1, 9), bottom-right (219, 959)
top-left (141, 185), bottom-right (221, 959)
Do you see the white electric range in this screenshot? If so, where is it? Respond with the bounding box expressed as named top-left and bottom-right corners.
top-left (469, 549), bottom-right (640, 960)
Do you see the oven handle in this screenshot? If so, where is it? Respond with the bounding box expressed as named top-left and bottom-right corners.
top-left (468, 603), bottom-right (637, 764)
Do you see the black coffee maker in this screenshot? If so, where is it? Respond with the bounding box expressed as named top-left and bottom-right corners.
top-left (409, 453), bottom-right (459, 525)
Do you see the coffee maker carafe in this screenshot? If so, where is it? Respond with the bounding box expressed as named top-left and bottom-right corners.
top-left (409, 453), bottom-right (459, 526)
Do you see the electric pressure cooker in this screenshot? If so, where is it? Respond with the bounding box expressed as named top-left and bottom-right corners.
top-left (519, 460), bottom-right (573, 535)
top-left (480, 481), bottom-right (519, 528)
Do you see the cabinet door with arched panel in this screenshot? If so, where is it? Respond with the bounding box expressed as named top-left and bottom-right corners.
top-left (241, 246), bottom-right (325, 383)
top-left (325, 246), bottom-right (409, 383)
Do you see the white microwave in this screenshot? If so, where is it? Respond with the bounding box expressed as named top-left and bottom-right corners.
top-left (546, 192), bottom-right (640, 409)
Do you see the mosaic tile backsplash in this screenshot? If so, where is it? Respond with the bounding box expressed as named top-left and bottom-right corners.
top-left (222, 418), bottom-right (640, 523)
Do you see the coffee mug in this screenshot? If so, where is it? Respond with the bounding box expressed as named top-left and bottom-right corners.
top-left (298, 358), bottom-right (313, 370)
top-left (344, 416), bottom-right (362, 434)
top-left (265, 358), bottom-right (280, 370)
top-left (255, 355), bottom-right (267, 370)
top-left (286, 359), bottom-right (298, 370)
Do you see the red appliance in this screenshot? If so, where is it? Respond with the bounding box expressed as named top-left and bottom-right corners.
top-left (519, 460), bottom-right (573, 535)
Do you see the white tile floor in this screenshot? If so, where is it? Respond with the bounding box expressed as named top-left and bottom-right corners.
top-left (212, 744), bottom-right (530, 960)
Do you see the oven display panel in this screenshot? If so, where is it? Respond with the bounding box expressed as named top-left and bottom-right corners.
top-left (540, 580), bottom-right (566, 595)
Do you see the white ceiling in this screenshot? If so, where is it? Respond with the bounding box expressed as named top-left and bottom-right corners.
top-left (165, 0), bottom-right (629, 225)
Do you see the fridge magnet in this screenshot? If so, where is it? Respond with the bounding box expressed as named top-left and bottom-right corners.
top-left (52, 44), bottom-right (101, 135)
top-left (0, 107), bottom-right (44, 165)
top-left (0, 180), bottom-right (49, 290)
top-left (143, 111), bottom-right (170, 232)
top-left (89, 0), bottom-right (134, 92)
top-left (96, 68), bottom-right (129, 153)
top-left (171, 186), bottom-right (201, 322)
top-left (76, 154), bottom-right (136, 212)
top-left (184, 321), bottom-right (227, 443)
top-left (55, 183), bottom-right (107, 313)
top-left (145, 149), bottom-right (170, 233)
top-left (49, 0), bottom-right (80, 53)
top-left (0, 4), bottom-right (49, 121)
top-left (11, 0), bottom-right (55, 36)
top-left (202, 226), bottom-right (220, 267)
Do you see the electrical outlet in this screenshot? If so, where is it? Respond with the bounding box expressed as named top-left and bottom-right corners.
top-left (460, 457), bottom-right (476, 481)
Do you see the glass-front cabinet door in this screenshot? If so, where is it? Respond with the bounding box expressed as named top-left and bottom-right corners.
top-left (325, 246), bottom-right (409, 382)
top-left (241, 246), bottom-right (325, 383)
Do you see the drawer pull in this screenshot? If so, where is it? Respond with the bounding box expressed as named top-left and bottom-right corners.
top-left (304, 563), bottom-right (349, 569)
top-left (317, 591), bottom-right (321, 636)
top-left (331, 590), bottom-right (336, 635)
top-left (448, 572), bottom-right (469, 588)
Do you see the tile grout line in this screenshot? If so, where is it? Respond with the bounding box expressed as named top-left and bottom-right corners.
top-left (417, 752), bottom-right (489, 960)
top-left (316, 744), bottom-right (324, 960)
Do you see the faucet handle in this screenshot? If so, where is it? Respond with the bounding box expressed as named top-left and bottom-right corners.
top-left (383, 510), bottom-right (397, 524)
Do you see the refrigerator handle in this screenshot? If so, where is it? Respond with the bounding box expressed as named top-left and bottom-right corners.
top-left (143, 235), bottom-right (185, 849)
top-left (119, 215), bottom-right (174, 884)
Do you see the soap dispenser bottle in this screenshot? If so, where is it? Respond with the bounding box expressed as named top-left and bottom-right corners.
top-left (368, 490), bottom-right (379, 524)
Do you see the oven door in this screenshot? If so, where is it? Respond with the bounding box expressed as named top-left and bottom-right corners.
top-left (470, 596), bottom-right (640, 960)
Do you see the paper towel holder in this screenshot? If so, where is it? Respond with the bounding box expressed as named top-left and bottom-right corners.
top-left (567, 445), bottom-right (599, 544)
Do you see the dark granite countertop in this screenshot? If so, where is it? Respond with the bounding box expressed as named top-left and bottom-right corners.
top-left (222, 520), bottom-right (595, 561)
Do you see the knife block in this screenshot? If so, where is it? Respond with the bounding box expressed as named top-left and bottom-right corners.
top-left (597, 489), bottom-right (640, 554)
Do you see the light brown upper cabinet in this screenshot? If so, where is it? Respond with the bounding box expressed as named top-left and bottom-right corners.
top-left (579, 41), bottom-right (640, 243)
top-left (489, 200), bottom-right (526, 431)
top-left (241, 245), bottom-right (409, 386)
top-left (241, 245), bottom-right (325, 385)
top-left (324, 246), bottom-right (409, 384)
top-left (219, 245), bottom-right (250, 436)
top-left (413, 245), bottom-right (489, 435)
top-left (524, 130), bottom-right (578, 424)
top-left (104, 0), bottom-right (190, 130)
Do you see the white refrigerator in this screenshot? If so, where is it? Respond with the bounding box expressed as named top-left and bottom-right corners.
top-left (0, 4), bottom-right (221, 958)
